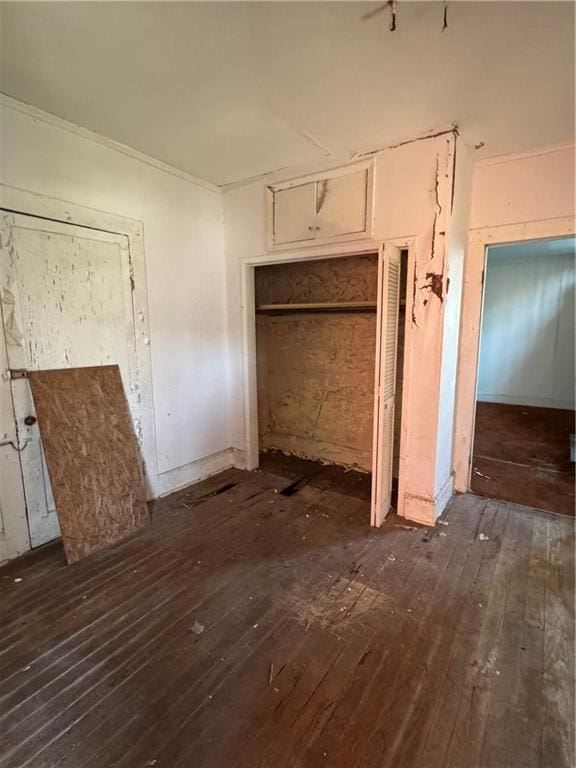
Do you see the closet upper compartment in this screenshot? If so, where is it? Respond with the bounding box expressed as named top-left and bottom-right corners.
top-left (267, 162), bottom-right (374, 249)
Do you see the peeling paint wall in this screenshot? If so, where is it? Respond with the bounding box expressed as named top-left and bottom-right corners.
top-left (255, 255), bottom-right (378, 471)
top-left (434, 141), bottom-right (474, 501)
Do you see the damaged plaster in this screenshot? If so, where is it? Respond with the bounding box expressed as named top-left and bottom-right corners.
top-left (410, 136), bottom-right (454, 325)
top-left (1, 288), bottom-right (24, 347)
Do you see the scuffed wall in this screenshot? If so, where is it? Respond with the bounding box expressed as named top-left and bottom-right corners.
top-left (255, 255), bottom-right (377, 471)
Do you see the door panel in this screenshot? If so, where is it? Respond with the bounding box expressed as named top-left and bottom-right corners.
top-left (0, 213), bottom-right (139, 547)
top-left (371, 243), bottom-right (401, 526)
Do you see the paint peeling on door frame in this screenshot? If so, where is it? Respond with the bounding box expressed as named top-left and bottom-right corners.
top-left (422, 271), bottom-right (445, 303)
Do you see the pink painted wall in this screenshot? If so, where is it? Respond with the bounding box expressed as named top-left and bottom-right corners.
top-left (470, 144), bottom-right (575, 229)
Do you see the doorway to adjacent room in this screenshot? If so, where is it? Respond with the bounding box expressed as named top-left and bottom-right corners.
top-left (471, 236), bottom-right (575, 515)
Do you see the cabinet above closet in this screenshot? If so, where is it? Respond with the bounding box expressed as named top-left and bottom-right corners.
top-left (267, 162), bottom-right (374, 250)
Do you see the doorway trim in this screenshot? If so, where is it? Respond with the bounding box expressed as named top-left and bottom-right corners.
top-left (239, 236), bottom-right (415, 523)
top-left (452, 216), bottom-right (575, 493)
top-left (0, 183), bottom-right (156, 562)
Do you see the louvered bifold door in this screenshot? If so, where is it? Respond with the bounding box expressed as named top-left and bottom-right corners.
top-left (371, 244), bottom-right (402, 526)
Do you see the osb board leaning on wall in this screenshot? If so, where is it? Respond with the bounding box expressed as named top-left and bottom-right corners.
top-left (28, 365), bottom-right (148, 564)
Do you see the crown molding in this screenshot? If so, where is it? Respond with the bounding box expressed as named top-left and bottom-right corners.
top-left (0, 92), bottom-right (221, 195)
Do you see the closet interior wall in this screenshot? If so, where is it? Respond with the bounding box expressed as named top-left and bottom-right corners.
top-left (255, 254), bottom-right (383, 472)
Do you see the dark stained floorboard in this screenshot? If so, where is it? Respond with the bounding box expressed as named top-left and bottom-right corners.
top-left (472, 401), bottom-right (575, 516)
top-left (0, 453), bottom-right (574, 768)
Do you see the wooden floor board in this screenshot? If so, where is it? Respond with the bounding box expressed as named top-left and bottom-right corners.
top-left (0, 454), bottom-right (573, 768)
top-left (472, 402), bottom-right (575, 516)
top-left (412, 499), bottom-right (508, 766)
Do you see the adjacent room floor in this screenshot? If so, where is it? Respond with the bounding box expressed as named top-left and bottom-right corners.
top-left (472, 401), bottom-right (575, 517)
top-left (0, 452), bottom-right (574, 768)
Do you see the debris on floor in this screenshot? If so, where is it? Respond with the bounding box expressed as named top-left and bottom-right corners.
top-left (280, 477), bottom-right (306, 496)
top-left (190, 621), bottom-right (205, 635)
top-left (479, 533), bottom-right (490, 541)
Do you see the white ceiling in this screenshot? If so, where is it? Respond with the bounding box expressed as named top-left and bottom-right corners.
top-left (0, 2), bottom-right (574, 186)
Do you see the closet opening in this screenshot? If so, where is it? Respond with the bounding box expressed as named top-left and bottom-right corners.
top-left (253, 249), bottom-right (409, 523)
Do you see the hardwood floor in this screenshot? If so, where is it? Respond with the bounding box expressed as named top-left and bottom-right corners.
top-left (0, 452), bottom-right (574, 768)
top-left (472, 401), bottom-right (575, 516)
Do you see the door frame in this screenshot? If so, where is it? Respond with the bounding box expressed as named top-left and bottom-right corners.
top-left (240, 236), bottom-right (415, 524)
top-left (452, 215), bottom-right (575, 493)
top-left (0, 184), bottom-right (156, 563)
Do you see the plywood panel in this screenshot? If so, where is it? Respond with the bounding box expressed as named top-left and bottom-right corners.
top-left (255, 255), bottom-right (379, 472)
top-left (28, 365), bottom-right (148, 564)
top-left (255, 254), bottom-right (378, 305)
top-left (257, 313), bottom-right (376, 471)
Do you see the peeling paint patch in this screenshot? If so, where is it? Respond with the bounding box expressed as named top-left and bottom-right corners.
top-left (361, 0), bottom-right (396, 29)
top-left (411, 262), bottom-right (418, 326)
top-left (316, 180), bottom-right (329, 214)
top-left (423, 272), bottom-right (444, 303)
top-left (430, 154), bottom-right (445, 263)
top-left (1, 288), bottom-right (24, 346)
top-left (450, 135), bottom-right (457, 213)
top-left (388, 0), bottom-right (397, 31)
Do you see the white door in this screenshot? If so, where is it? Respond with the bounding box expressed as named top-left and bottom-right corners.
top-left (371, 243), bottom-right (402, 526)
top-left (0, 212), bottom-right (140, 550)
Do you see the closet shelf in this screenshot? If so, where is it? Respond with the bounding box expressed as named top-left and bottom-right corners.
top-left (256, 301), bottom-right (377, 314)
